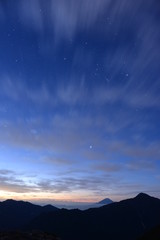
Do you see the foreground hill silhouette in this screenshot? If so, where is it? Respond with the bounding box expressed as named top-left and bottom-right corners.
top-left (0, 199), bottom-right (58, 230)
top-left (26, 193), bottom-right (160, 240)
top-left (138, 224), bottom-right (160, 240)
top-left (0, 231), bottom-right (60, 240)
top-left (0, 193), bottom-right (160, 240)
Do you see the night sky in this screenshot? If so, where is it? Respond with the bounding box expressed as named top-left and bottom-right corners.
top-left (0, 0), bottom-right (160, 204)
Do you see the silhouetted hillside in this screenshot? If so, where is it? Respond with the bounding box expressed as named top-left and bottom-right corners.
top-left (138, 224), bottom-right (160, 240)
top-left (0, 194), bottom-right (160, 240)
top-left (0, 230), bottom-right (60, 240)
top-left (0, 199), bottom-right (58, 230)
top-left (26, 193), bottom-right (160, 240)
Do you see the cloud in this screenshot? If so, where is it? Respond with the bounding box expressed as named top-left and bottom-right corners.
top-left (0, 169), bottom-right (37, 193)
top-left (0, 169), bottom-right (14, 175)
top-left (0, 0), bottom-right (160, 200)
top-left (91, 155), bottom-right (158, 173)
top-left (43, 156), bottom-right (74, 166)
top-left (0, 168), bottom-right (119, 196)
top-left (0, 113), bottom-right (105, 160)
top-left (92, 163), bottom-right (122, 173)
top-left (18, 0), bottom-right (44, 32)
top-left (50, 0), bottom-right (107, 41)
top-left (0, 106), bottom-right (159, 165)
top-left (1, 74), bottom-right (160, 110)
top-left (107, 140), bottom-right (160, 161)
top-left (36, 174), bottom-right (119, 195)
top-left (17, 0), bottom-right (107, 42)
top-left (0, 75), bottom-right (54, 105)
top-left (0, 169), bottom-right (159, 201)
top-left (126, 159), bottom-right (156, 171)
top-left (14, 0), bottom-right (159, 43)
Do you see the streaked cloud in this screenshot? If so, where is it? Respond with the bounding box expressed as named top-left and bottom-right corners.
top-left (1, 75), bottom-right (160, 109)
top-left (0, 169), bottom-right (37, 193)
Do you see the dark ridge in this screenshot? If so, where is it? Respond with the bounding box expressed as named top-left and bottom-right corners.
top-left (0, 230), bottom-right (60, 240)
top-left (1, 194), bottom-right (160, 240)
top-left (25, 193), bottom-right (160, 240)
top-left (135, 193), bottom-right (151, 199)
top-left (0, 199), bottom-right (59, 231)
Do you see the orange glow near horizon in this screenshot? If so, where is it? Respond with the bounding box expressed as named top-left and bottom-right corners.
top-left (0, 190), bottom-right (121, 203)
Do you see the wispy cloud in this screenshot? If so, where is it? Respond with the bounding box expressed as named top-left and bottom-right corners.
top-left (14, 0), bottom-right (159, 44)
top-left (18, 0), bottom-right (107, 42)
top-left (36, 174), bottom-right (119, 195)
top-left (0, 0), bottom-right (160, 201)
top-left (106, 140), bottom-right (160, 160)
top-left (1, 75), bottom-right (160, 109)
top-left (0, 169), bottom-right (37, 193)
top-left (92, 162), bottom-right (122, 173)
top-left (0, 93), bottom-right (159, 159)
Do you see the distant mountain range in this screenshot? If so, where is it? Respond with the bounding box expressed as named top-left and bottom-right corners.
top-left (97, 197), bottom-right (113, 205)
top-left (55, 197), bottom-right (113, 210)
top-left (0, 193), bottom-right (160, 240)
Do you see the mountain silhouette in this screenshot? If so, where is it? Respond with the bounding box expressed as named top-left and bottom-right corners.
top-left (0, 199), bottom-right (58, 230)
top-left (0, 193), bottom-right (160, 240)
top-left (97, 197), bottom-right (113, 205)
top-left (25, 193), bottom-right (160, 240)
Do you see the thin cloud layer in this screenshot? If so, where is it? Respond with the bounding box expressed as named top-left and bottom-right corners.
top-left (0, 75), bottom-right (160, 109)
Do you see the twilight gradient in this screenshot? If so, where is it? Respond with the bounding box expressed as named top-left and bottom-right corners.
top-left (0, 0), bottom-right (160, 203)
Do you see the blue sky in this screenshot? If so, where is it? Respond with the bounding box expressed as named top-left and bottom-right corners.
top-left (0, 0), bottom-right (160, 203)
